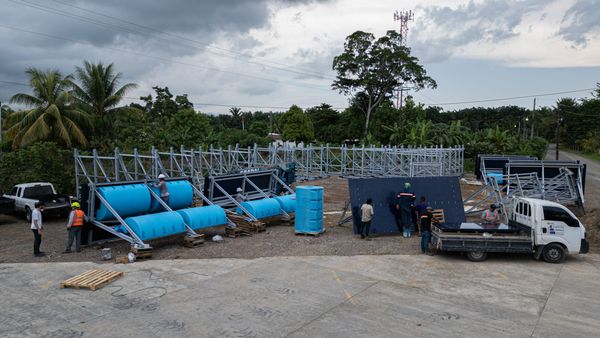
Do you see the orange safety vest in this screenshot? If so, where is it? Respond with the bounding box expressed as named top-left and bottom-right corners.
top-left (72, 210), bottom-right (85, 227)
top-left (484, 210), bottom-right (497, 221)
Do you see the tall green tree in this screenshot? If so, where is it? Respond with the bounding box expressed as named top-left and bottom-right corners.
top-left (279, 105), bottom-right (314, 143)
top-left (8, 68), bottom-right (90, 148)
top-left (332, 30), bottom-right (436, 137)
top-left (306, 103), bottom-right (340, 143)
top-left (71, 61), bottom-right (139, 142)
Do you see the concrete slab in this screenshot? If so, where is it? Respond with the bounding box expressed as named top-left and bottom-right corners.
top-left (1, 254), bottom-right (599, 337)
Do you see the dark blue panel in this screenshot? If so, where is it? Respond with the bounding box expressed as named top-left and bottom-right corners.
top-left (348, 176), bottom-right (466, 234)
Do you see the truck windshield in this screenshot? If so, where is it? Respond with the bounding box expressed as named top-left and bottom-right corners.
top-left (543, 206), bottom-right (578, 228)
top-left (23, 185), bottom-right (54, 198)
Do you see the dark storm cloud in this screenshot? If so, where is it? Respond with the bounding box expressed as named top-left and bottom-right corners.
top-left (410, 0), bottom-right (546, 63)
top-left (558, 0), bottom-right (600, 47)
top-left (0, 0), bottom-right (329, 102)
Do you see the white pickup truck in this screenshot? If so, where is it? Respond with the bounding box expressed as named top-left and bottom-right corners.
top-left (3, 182), bottom-right (71, 221)
top-left (432, 197), bottom-right (589, 263)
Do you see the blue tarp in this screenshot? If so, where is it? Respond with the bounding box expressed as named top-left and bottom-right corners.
top-left (348, 176), bottom-right (466, 234)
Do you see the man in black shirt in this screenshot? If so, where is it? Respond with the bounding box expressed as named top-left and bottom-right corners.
top-left (420, 206), bottom-right (435, 255)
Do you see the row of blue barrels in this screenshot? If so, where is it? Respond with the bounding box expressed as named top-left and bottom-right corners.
top-left (124, 205), bottom-right (228, 241)
top-left (236, 194), bottom-right (297, 219)
top-left (94, 181), bottom-right (227, 241)
top-left (295, 186), bottom-right (324, 234)
top-left (95, 180), bottom-right (194, 221)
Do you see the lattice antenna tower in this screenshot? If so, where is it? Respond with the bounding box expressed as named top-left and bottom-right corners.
top-left (393, 9), bottom-right (414, 108)
top-left (393, 10), bottom-right (414, 45)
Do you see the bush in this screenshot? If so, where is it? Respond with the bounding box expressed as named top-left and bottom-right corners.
top-left (0, 142), bottom-right (75, 194)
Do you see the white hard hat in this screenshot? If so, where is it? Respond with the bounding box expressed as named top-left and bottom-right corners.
top-left (158, 174), bottom-right (166, 179)
top-left (236, 187), bottom-right (243, 192)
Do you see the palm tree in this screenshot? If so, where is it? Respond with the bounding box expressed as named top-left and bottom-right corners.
top-left (8, 68), bottom-right (90, 148)
top-left (71, 61), bottom-right (138, 141)
top-left (383, 121), bottom-right (404, 144)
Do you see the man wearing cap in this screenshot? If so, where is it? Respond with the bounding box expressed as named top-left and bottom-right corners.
top-left (420, 206), bottom-right (435, 255)
top-left (397, 182), bottom-right (416, 238)
top-left (235, 187), bottom-right (247, 203)
top-left (64, 202), bottom-right (88, 253)
top-left (154, 174), bottom-right (170, 204)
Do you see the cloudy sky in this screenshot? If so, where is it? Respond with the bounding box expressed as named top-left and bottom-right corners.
top-left (0, 0), bottom-right (599, 114)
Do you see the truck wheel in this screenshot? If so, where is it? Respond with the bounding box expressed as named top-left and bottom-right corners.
top-left (542, 244), bottom-right (566, 264)
top-left (25, 207), bottom-right (32, 222)
top-left (466, 251), bottom-right (488, 262)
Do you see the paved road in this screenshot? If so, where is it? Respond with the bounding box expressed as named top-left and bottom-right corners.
top-left (546, 144), bottom-right (600, 183)
top-left (546, 145), bottom-right (600, 209)
top-left (2, 254), bottom-right (600, 337)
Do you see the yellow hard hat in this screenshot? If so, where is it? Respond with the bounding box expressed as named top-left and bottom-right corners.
top-left (71, 202), bottom-right (81, 208)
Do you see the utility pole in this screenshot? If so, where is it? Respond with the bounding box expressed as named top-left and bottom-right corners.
top-left (393, 9), bottom-right (414, 109)
top-left (530, 98), bottom-right (536, 139)
top-left (555, 104), bottom-right (562, 160)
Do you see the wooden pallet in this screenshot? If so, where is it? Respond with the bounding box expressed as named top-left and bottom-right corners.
top-left (225, 226), bottom-right (252, 238)
top-left (183, 234), bottom-right (205, 248)
top-left (60, 269), bottom-right (123, 291)
top-left (295, 230), bottom-right (324, 237)
top-left (132, 247), bottom-right (153, 260)
top-left (228, 214), bottom-right (266, 233)
top-left (432, 209), bottom-right (446, 224)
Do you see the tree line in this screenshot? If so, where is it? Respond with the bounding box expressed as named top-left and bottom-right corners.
top-left (0, 30), bottom-right (598, 194)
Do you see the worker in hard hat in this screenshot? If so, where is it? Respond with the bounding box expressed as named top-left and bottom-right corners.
top-left (154, 174), bottom-right (170, 204)
top-left (235, 187), bottom-right (247, 203)
top-left (64, 201), bottom-right (88, 253)
top-left (398, 182), bottom-right (416, 238)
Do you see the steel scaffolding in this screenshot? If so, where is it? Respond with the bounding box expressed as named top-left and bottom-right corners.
top-left (74, 144), bottom-right (463, 188)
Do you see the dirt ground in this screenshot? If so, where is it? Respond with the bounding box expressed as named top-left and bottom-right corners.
top-left (0, 176), bottom-right (420, 264)
top-left (1, 159), bottom-right (598, 264)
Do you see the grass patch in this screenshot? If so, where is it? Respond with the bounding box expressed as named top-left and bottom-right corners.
top-left (569, 149), bottom-right (600, 162)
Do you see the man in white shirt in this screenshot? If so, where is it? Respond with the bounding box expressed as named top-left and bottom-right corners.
top-left (31, 202), bottom-right (45, 257)
top-left (359, 198), bottom-right (374, 239)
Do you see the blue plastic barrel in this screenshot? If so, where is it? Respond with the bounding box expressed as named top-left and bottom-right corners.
top-left (177, 205), bottom-right (227, 230)
top-left (96, 184), bottom-right (151, 221)
top-left (295, 186), bottom-right (324, 234)
top-left (124, 211), bottom-right (186, 241)
top-left (274, 194), bottom-right (296, 213)
top-left (486, 172), bottom-right (505, 184)
top-left (237, 198), bottom-right (281, 219)
top-left (149, 180), bottom-right (194, 212)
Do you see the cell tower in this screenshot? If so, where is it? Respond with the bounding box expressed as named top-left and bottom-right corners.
top-left (393, 10), bottom-right (414, 108)
top-left (393, 10), bottom-right (414, 45)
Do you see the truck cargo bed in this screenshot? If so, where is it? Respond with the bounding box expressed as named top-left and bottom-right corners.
top-left (432, 224), bottom-right (533, 253)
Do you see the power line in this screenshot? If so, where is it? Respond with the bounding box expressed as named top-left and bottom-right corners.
top-left (3, 79), bottom-right (595, 112)
top-left (425, 88), bottom-right (595, 106)
top-left (0, 24), bottom-right (330, 92)
top-left (13, 0), bottom-right (334, 81)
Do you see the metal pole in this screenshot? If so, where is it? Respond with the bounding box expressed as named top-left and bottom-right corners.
top-left (530, 98), bottom-right (536, 139)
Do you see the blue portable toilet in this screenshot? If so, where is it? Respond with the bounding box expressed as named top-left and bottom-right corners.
top-left (295, 186), bottom-right (324, 234)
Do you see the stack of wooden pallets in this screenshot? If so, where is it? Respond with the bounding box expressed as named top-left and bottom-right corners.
top-left (225, 226), bottom-right (252, 238)
top-left (432, 209), bottom-right (446, 224)
top-left (228, 214), bottom-right (266, 233)
top-left (60, 269), bottom-right (123, 291)
top-left (183, 234), bottom-right (205, 248)
top-left (132, 247), bottom-right (153, 260)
